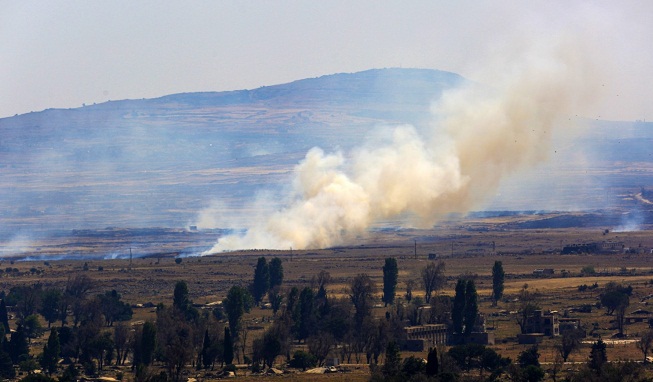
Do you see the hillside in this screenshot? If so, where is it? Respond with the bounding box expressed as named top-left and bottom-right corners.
top-left (0, 68), bottom-right (652, 241)
top-left (0, 69), bottom-right (463, 236)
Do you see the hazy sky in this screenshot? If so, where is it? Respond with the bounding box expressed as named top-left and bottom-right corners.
top-left (1, 1), bottom-right (651, 120)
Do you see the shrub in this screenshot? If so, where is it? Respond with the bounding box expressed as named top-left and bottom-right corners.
top-left (289, 350), bottom-right (317, 371)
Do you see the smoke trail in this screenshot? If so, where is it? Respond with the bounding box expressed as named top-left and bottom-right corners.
top-left (202, 37), bottom-right (601, 253)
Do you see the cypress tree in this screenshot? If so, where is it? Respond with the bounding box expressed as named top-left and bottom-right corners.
top-left (251, 257), bottom-right (269, 306)
top-left (41, 328), bottom-right (60, 375)
top-left (463, 280), bottom-right (478, 336)
top-left (382, 341), bottom-right (401, 378)
top-left (0, 299), bottom-right (9, 333)
top-left (492, 261), bottom-right (505, 305)
top-left (452, 279), bottom-right (466, 334)
top-left (224, 327), bottom-right (234, 365)
top-left (268, 257), bottom-right (284, 291)
top-left (141, 321), bottom-right (156, 366)
top-left (425, 347), bottom-right (439, 376)
top-left (201, 329), bottom-right (211, 369)
top-left (382, 258), bottom-right (399, 306)
top-left (9, 323), bottom-right (29, 364)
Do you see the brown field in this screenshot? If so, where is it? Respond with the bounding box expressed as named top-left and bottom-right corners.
top-left (3, 220), bottom-right (653, 381)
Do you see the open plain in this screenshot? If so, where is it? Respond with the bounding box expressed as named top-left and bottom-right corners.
top-left (3, 212), bottom-right (653, 380)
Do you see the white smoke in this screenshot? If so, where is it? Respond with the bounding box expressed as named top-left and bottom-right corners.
top-left (202, 36), bottom-right (602, 254)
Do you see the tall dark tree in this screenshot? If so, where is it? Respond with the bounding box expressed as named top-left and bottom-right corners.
top-left (268, 257), bottom-right (284, 291)
top-left (452, 279), bottom-right (466, 334)
top-left (9, 323), bottom-right (30, 364)
top-left (463, 280), bottom-right (478, 336)
top-left (382, 258), bottom-right (399, 307)
top-left (492, 261), bottom-right (505, 305)
top-left (422, 261), bottom-right (446, 303)
top-left (0, 299), bottom-right (9, 333)
top-left (223, 286), bottom-right (253, 339)
top-left (588, 339), bottom-right (607, 374)
top-left (40, 328), bottom-right (60, 375)
top-left (200, 329), bottom-right (212, 369)
top-left (173, 281), bottom-right (191, 313)
top-left (223, 327), bottom-right (234, 365)
top-left (251, 257), bottom-right (270, 306)
top-left (295, 287), bottom-right (316, 342)
top-left (0, 328), bottom-right (14, 379)
top-left (140, 321), bottom-right (157, 366)
top-left (425, 347), bottom-right (439, 376)
top-left (382, 341), bottom-right (402, 379)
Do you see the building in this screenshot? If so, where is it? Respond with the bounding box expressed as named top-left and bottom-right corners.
top-left (401, 324), bottom-right (448, 351)
top-left (522, 310), bottom-right (559, 339)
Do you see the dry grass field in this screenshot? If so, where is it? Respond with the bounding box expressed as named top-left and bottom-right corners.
top-left (3, 219), bottom-right (653, 381)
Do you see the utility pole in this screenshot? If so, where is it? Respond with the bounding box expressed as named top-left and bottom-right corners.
top-left (129, 247), bottom-right (133, 270)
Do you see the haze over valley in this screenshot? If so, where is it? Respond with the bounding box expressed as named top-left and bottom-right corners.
top-left (1, 68), bottom-right (652, 257)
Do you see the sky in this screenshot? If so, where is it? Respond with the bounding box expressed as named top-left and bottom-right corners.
top-left (1, 1), bottom-right (651, 121)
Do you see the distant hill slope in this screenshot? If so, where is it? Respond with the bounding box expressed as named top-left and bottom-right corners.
top-left (0, 68), bottom-right (652, 238)
top-left (0, 68), bottom-right (465, 234)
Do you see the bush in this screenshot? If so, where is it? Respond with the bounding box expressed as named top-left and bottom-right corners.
top-left (224, 364), bottom-right (237, 373)
top-left (289, 350), bottom-right (317, 371)
top-left (581, 266), bottom-right (596, 275)
top-left (174, 258), bottom-right (182, 265)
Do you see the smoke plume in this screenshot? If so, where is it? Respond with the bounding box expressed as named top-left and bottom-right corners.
top-left (202, 37), bottom-right (601, 253)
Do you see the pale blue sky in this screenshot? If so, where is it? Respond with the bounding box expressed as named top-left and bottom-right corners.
top-left (1, 1), bottom-right (651, 120)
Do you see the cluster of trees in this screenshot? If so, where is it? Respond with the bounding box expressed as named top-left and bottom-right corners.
top-left (14, 255), bottom-right (653, 382)
top-left (0, 274), bottom-right (134, 379)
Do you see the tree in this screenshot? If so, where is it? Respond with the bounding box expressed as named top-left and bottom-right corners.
top-left (223, 286), bottom-right (253, 337)
top-left (349, 274), bottom-right (375, 330)
top-left (452, 279), bottom-right (466, 334)
top-left (289, 350), bottom-right (316, 371)
top-left (113, 323), bottom-right (130, 366)
top-left (268, 257), bottom-right (283, 291)
top-left (141, 321), bottom-right (157, 366)
top-left (556, 329), bottom-right (582, 362)
top-left (382, 258), bottom-right (399, 306)
top-left (268, 287), bottom-right (283, 316)
top-left (638, 329), bottom-right (653, 362)
top-left (98, 290), bottom-right (133, 326)
top-left (251, 257), bottom-right (269, 306)
top-left (22, 314), bottom-right (44, 342)
top-left (422, 261), bottom-right (446, 304)
top-left (425, 347), bottom-right (439, 376)
top-left (0, 299), bottom-right (9, 333)
top-left (223, 327), bottom-right (234, 365)
top-left (40, 328), bottom-right (60, 375)
top-left (156, 307), bottom-right (193, 381)
top-left (39, 289), bottom-right (62, 328)
top-left (404, 280), bottom-right (415, 303)
top-left (615, 294), bottom-right (630, 336)
top-left (87, 331), bottom-right (113, 372)
top-left (463, 280), bottom-right (478, 336)
top-left (9, 323), bottom-right (30, 364)
top-left (515, 286), bottom-right (541, 334)
top-left (492, 261), bottom-right (505, 305)
top-left (588, 338), bottom-right (607, 374)
top-left (382, 341), bottom-right (401, 379)
top-left (296, 287), bottom-right (316, 342)
top-left (173, 281), bottom-right (191, 313)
